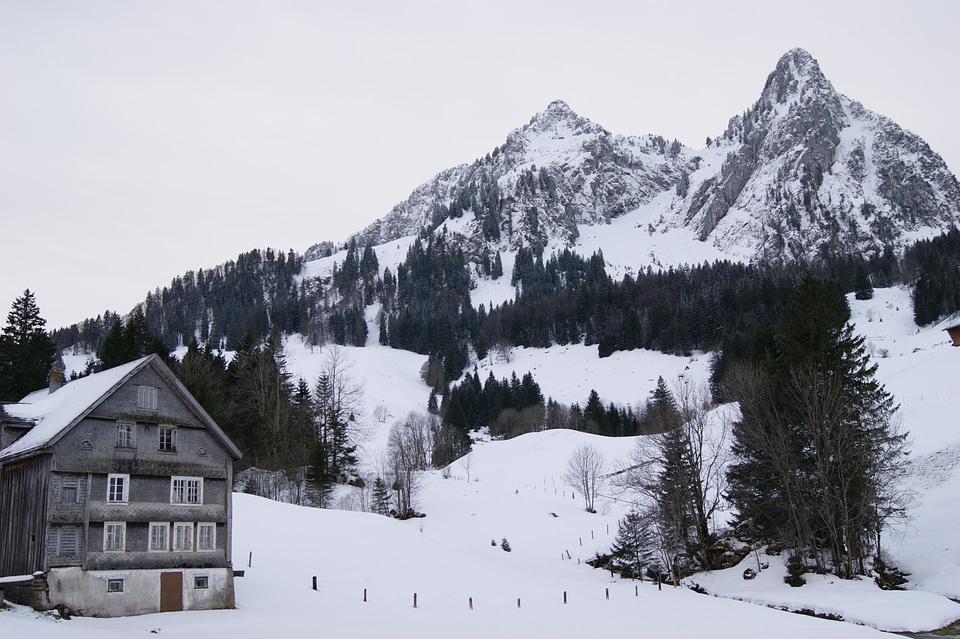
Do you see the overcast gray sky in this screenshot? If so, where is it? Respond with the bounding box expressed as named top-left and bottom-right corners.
top-left (2, 0), bottom-right (958, 329)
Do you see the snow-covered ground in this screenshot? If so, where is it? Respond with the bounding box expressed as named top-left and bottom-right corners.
top-left (8, 285), bottom-right (960, 637)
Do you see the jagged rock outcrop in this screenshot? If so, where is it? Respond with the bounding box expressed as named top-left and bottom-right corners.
top-left (316, 49), bottom-right (960, 264)
top-left (684, 48), bottom-right (960, 260)
top-left (341, 100), bottom-right (691, 257)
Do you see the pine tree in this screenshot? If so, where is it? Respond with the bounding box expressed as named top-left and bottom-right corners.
top-left (0, 289), bottom-right (56, 400)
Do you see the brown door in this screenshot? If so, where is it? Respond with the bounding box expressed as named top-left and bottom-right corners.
top-left (160, 571), bottom-right (183, 612)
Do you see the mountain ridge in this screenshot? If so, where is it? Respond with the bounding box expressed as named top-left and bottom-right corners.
top-left (321, 48), bottom-right (960, 265)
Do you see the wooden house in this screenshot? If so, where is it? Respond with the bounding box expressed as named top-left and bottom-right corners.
top-left (945, 322), bottom-right (960, 347)
top-left (0, 354), bottom-right (241, 617)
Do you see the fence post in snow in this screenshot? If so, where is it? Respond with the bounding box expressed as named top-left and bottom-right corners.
top-left (517, 598), bottom-right (521, 609)
top-left (248, 551), bottom-right (252, 567)
top-left (414, 593), bottom-right (418, 608)
top-left (606, 587), bottom-right (609, 600)
top-left (469, 597), bottom-right (473, 610)
top-left (364, 588), bottom-right (367, 602)
top-left (563, 591), bottom-right (567, 604)
top-left (312, 576), bottom-right (317, 591)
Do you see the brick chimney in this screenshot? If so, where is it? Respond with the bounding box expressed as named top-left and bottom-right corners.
top-left (48, 359), bottom-right (65, 393)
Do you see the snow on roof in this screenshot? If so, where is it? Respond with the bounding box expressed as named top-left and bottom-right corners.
top-left (0, 356), bottom-right (150, 461)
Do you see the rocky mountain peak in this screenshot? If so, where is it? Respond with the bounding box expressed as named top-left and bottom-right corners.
top-left (335, 49), bottom-right (959, 267)
top-left (503, 100), bottom-right (610, 155)
top-left (761, 48), bottom-right (832, 104)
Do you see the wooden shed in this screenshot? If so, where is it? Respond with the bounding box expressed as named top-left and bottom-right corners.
top-left (945, 323), bottom-right (960, 347)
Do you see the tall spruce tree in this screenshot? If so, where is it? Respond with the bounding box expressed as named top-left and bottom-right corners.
top-left (0, 289), bottom-right (56, 400)
top-left (725, 273), bottom-right (905, 577)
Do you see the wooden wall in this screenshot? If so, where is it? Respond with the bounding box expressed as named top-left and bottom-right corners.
top-left (0, 455), bottom-right (51, 576)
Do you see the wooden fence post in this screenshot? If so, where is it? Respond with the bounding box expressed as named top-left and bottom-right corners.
top-left (563, 591), bottom-right (567, 604)
top-left (414, 593), bottom-right (418, 608)
top-left (312, 576), bottom-right (317, 591)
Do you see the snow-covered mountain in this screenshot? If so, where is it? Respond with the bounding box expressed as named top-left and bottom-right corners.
top-left (326, 48), bottom-right (960, 265)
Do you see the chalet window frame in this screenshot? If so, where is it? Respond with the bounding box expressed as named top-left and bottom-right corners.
top-left (171, 476), bottom-right (203, 505)
top-left (107, 578), bottom-right (124, 593)
top-left (194, 575), bottom-right (209, 589)
top-left (137, 385), bottom-right (158, 411)
top-left (149, 522), bottom-right (169, 552)
top-left (159, 426), bottom-right (176, 453)
top-left (197, 522), bottom-right (216, 552)
top-left (116, 421), bottom-right (135, 448)
top-left (107, 473), bottom-right (129, 504)
top-left (103, 522), bottom-right (126, 552)
top-left (173, 522), bottom-right (194, 551)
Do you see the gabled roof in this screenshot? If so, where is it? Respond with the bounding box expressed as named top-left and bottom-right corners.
top-left (0, 354), bottom-right (241, 463)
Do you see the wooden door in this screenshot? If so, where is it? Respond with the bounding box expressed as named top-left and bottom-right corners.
top-left (160, 571), bottom-right (183, 612)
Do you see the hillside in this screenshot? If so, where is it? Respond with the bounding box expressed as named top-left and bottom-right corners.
top-left (7, 286), bottom-right (960, 637)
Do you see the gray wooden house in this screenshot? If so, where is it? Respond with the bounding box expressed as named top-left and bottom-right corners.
top-left (0, 354), bottom-right (242, 617)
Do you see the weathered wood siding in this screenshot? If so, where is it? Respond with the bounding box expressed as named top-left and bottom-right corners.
top-left (46, 365), bottom-right (235, 573)
top-left (0, 455), bottom-right (51, 576)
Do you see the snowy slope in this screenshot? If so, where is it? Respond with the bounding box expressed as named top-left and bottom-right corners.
top-left (25, 286), bottom-right (960, 637)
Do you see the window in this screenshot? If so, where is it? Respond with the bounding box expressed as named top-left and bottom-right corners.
top-left (149, 522), bottom-right (168, 551)
top-left (104, 522), bottom-right (125, 551)
top-left (173, 523), bottom-right (194, 551)
top-left (107, 578), bottom-right (124, 593)
top-left (171, 477), bottom-right (202, 504)
top-left (138, 386), bottom-right (158, 411)
top-left (197, 523), bottom-right (216, 551)
top-left (61, 476), bottom-right (79, 503)
top-left (57, 525), bottom-right (79, 556)
top-left (194, 575), bottom-right (209, 589)
top-left (159, 426), bottom-right (176, 452)
top-left (116, 422), bottom-right (134, 448)
top-left (107, 474), bottom-right (129, 503)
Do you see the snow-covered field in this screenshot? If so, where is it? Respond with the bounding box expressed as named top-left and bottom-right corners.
top-left (5, 286), bottom-right (960, 637)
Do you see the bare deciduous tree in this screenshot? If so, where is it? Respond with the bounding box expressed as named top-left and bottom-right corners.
top-left (564, 443), bottom-right (605, 513)
top-left (387, 413), bottom-right (430, 518)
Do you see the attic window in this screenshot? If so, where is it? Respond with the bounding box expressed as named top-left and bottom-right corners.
top-left (159, 426), bottom-right (176, 453)
top-left (116, 422), bottom-right (135, 448)
top-left (138, 386), bottom-right (158, 411)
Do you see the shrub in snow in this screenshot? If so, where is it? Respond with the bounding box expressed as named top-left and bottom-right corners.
top-left (501, 538), bottom-right (512, 552)
top-left (784, 555), bottom-right (806, 587)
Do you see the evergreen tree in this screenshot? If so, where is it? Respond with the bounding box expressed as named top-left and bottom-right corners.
top-left (371, 476), bottom-right (392, 515)
top-left (725, 274), bottom-right (905, 577)
top-left (0, 289), bottom-right (56, 400)
top-left (610, 509), bottom-right (660, 579)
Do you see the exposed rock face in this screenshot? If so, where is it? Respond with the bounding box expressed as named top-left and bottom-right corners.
top-left (327, 49), bottom-right (960, 264)
top-left (342, 100), bottom-right (691, 257)
top-left (684, 48), bottom-right (960, 260)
